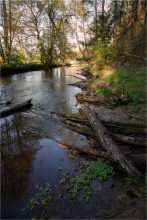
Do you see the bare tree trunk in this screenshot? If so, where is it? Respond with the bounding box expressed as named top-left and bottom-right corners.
top-left (3, 0), bottom-right (8, 60)
top-left (53, 139), bottom-right (146, 167)
top-left (82, 104), bottom-right (141, 178)
top-left (101, 0), bottom-right (105, 41)
top-left (52, 112), bottom-right (146, 147)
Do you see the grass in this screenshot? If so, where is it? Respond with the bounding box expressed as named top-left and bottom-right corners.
top-left (106, 67), bottom-right (146, 111)
top-left (87, 67), bottom-right (146, 112)
top-left (96, 87), bottom-right (112, 98)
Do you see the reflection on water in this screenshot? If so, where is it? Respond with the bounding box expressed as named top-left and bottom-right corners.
top-left (0, 66), bottom-right (87, 219)
top-left (1, 67), bottom-right (146, 219)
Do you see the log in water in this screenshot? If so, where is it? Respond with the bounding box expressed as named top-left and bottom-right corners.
top-left (0, 99), bottom-right (33, 118)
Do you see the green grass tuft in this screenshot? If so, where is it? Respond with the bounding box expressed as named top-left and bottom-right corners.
top-left (100, 67), bottom-right (146, 112)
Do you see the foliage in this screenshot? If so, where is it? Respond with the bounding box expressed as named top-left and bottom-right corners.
top-left (58, 166), bottom-right (62, 172)
top-left (91, 40), bottom-right (117, 70)
top-left (1, 0), bottom-right (145, 67)
top-left (24, 183), bottom-right (52, 211)
top-left (89, 66), bottom-right (146, 112)
top-left (60, 159), bottom-right (115, 202)
top-left (126, 175), bottom-right (147, 196)
top-left (3, 50), bottom-right (24, 67)
top-left (125, 177), bottom-right (141, 185)
top-left (96, 87), bottom-right (112, 98)
top-left (106, 67), bottom-right (146, 112)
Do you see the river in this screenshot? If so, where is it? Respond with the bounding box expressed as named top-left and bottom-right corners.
top-left (0, 66), bottom-right (145, 219)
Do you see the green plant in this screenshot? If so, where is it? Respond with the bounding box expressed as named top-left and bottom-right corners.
top-left (125, 177), bottom-right (140, 185)
top-left (60, 173), bottom-right (70, 185)
top-left (106, 67), bottom-right (146, 112)
top-left (126, 175), bottom-right (147, 196)
top-left (60, 178), bottom-right (66, 185)
top-left (25, 183), bottom-right (52, 211)
top-left (60, 159), bottom-right (115, 202)
top-left (83, 187), bottom-right (92, 202)
top-left (68, 155), bottom-right (76, 160)
top-left (96, 87), bottom-right (112, 98)
top-left (58, 166), bottom-right (62, 172)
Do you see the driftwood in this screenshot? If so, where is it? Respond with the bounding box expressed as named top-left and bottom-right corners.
top-left (88, 105), bottom-right (146, 128)
top-left (76, 93), bottom-right (130, 105)
top-left (52, 112), bottom-right (146, 147)
top-left (53, 139), bottom-right (146, 167)
top-left (55, 107), bottom-right (146, 134)
top-left (76, 93), bottom-right (106, 104)
top-left (110, 133), bottom-right (146, 147)
top-left (82, 104), bottom-right (142, 178)
top-left (5, 97), bottom-right (14, 105)
top-left (0, 99), bottom-right (33, 118)
top-left (52, 111), bottom-right (146, 135)
top-left (67, 75), bottom-right (84, 80)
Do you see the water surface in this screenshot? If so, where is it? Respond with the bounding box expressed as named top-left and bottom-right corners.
top-left (0, 67), bottom-right (145, 219)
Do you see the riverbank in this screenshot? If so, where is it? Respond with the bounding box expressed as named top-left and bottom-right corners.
top-left (74, 66), bottom-right (146, 113)
top-left (48, 65), bottom-right (146, 219)
top-left (0, 63), bottom-right (71, 77)
top-left (53, 64), bottom-right (146, 176)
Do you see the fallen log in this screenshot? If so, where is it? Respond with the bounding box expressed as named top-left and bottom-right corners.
top-left (52, 111), bottom-right (146, 135)
top-left (0, 99), bottom-right (33, 118)
top-left (52, 112), bottom-right (146, 147)
top-left (52, 139), bottom-right (146, 167)
top-left (82, 104), bottom-right (142, 178)
top-left (76, 93), bottom-right (130, 105)
top-left (67, 75), bottom-right (85, 80)
top-left (53, 107), bottom-right (146, 133)
top-left (89, 105), bottom-right (146, 128)
top-left (110, 133), bottom-right (146, 147)
top-left (76, 93), bottom-right (106, 104)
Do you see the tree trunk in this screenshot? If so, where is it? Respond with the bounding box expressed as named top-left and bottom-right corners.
top-left (82, 104), bottom-right (142, 178)
top-left (0, 99), bottom-right (33, 118)
top-left (52, 112), bottom-right (146, 147)
top-left (53, 139), bottom-right (146, 167)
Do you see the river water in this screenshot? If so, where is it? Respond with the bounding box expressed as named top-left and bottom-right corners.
top-left (0, 67), bottom-right (146, 219)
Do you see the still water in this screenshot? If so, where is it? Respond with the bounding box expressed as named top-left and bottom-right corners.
top-left (0, 66), bottom-right (87, 218)
top-left (0, 67), bottom-right (145, 219)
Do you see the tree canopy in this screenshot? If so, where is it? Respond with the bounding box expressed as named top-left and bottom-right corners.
top-left (0, 0), bottom-right (146, 67)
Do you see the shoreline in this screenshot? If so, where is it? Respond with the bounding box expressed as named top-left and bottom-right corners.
top-left (0, 63), bottom-right (71, 77)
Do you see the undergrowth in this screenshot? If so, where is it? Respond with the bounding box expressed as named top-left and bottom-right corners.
top-left (89, 67), bottom-right (146, 112)
top-left (106, 67), bottom-right (146, 111)
top-left (126, 175), bottom-right (147, 196)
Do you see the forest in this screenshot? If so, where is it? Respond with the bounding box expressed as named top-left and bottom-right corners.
top-left (0, 0), bottom-right (146, 219)
top-left (0, 0), bottom-right (146, 67)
